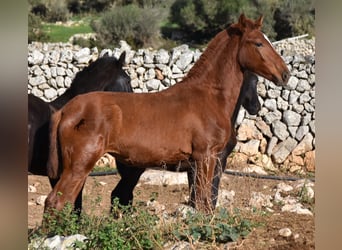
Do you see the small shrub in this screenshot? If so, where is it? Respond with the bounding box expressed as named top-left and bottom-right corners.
top-left (297, 183), bottom-right (315, 212)
top-left (91, 4), bottom-right (161, 49)
top-left (171, 207), bottom-right (254, 243)
top-left (41, 203), bottom-right (80, 237)
top-left (45, 0), bottom-right (70, 22)
top-left (28, 12), bottom-right (50, 43)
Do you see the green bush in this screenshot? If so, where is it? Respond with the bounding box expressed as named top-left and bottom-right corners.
top-left (28, 12), bottom-right (50, 43)
top-left (91, 4), bottom-right (161, 49)
top-left (45, 0), bottom-right (70, 22)
top-left (172, 207), bottom-right (253, 243)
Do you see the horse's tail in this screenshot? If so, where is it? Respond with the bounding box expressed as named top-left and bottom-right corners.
top-left (47, 109), bottom-right (62, 179)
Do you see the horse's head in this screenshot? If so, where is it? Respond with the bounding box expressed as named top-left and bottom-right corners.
top-left (241, 71), bottom-right (261, 115)
top-left (232, 14), bottom-right (290, 86)
top-left (104, 51), bottom-right (133, 93)
top-left (69, 51), bottom-right (132, 95)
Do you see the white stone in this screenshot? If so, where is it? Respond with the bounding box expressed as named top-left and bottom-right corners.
top-left (279, 228), bottom-right (292, 237)
top-left (36, 195), bottom-right (47, 206)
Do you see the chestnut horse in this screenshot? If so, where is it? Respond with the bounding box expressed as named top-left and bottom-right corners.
top-left (46, 14), bottom-right (289, 213)
top-left (111, 70), bottom-right (261, 211)
top-left (28, 52), bottom-right (132, 214)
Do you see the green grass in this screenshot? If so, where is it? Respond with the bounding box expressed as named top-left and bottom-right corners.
top-left (42, 22), bottom-right (93, 43)
top-left (92, 165), bottom-right (116, 173)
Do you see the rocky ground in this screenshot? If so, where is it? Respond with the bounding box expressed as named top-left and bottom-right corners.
top-left (28, 162), bottom-right (314, 249)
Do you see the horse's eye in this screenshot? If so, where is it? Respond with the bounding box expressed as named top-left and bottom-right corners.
top-left (255, 42), bottom-right (263, 47)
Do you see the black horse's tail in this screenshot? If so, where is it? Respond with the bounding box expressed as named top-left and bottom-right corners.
top-left (47, 109), bottom-right (62, 179)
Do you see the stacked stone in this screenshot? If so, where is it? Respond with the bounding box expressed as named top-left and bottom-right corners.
top-left (28, 42), bottom-right (99, 102)
top-left (27, 37), bottom-right (315, 173)
top-left (236, 64), bottom-right (315, 172)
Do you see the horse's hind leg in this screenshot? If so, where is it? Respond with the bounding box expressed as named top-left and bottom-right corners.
top-left (110, 162), bottom-right (145, 211)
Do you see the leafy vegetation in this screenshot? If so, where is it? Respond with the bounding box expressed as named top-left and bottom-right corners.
top-left (28, 198), bottom-right (256, 249)
top-left (169, 0), bottom-right (314, 42)
top-left (297, 182), bottom-right (315, 212)
top-left (90, 4), bottom-right (162, 49)
top-left (28, 12), bottom-right (50, 43)
top-left (28, 0), bottom-right (315, 48)
top-left (171, 207), bottom-right (254, 243)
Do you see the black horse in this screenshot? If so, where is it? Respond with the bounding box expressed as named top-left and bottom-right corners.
top-left (28, 52), bottom-right (132, 214)
top-left (110, 70), bottom-right (261, 210)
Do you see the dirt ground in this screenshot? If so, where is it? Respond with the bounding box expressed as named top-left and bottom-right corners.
top-left (28, 167), bottom-right (314, 250)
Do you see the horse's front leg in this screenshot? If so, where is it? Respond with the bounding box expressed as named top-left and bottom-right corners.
top-left (193, 156), bottom-right (217, 213)
top-left (49, 177), bottom-right (84, 217)
top-left (44, 169), bottom-right (88, 215)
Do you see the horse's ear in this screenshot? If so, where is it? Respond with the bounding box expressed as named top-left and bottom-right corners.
top-left (238, 13), bottom-right (247, 31)
top-left (255, 15), bottom-right (264, 28)
top-left (119, 51), bottom-right (126, 66)
top-left (238, 14), bottom-right (246, 25)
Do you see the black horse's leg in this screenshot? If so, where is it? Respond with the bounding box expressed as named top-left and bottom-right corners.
top-left (28, 124), bottom-right (34, 171)
top-left (187, 136), bottom-right (236, 209)
top-left (211, 135), bottom-right (237, 208)
top-left (187, 165), bottom-right (196, 208)
top-left (110, 161), bottom-right (145, 212)
top-left (49, 177), bottom-right (83, 217)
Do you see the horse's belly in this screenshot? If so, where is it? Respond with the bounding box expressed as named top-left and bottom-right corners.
top-left (113, 141), bottom-right (192, 168)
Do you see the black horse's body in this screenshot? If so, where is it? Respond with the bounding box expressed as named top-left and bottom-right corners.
top-left (28, 94), bottom-right (53, 176)
top-left (111, 71), bottom-right (261, 210)
top-left (28, 53), bottom-right (132, 213)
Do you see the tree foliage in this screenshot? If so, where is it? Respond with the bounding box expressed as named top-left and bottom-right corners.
top-left (28, 0), bottom-right (315, 45)
top-left (169, 0), bottom-right (315, 42)
top-left (273, 0), bottom-right (315, 40)
top-left (170, 0), bottom-right (261, 41)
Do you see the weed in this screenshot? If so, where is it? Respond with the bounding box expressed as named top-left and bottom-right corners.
top-left (297, 182), bottom-right (315, 212)
top-left (171, 207), bottom-right (254, 244)
top-left (28, 199), bottom-right (257, 249)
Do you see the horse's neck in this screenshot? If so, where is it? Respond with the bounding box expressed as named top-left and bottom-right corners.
top-left (186, 30), bottom-right (244, 116)
top-left (50, 89), bottom-right (75, 110)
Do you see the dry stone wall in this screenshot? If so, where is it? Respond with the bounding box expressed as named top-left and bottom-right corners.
top-left (28, 37), bottom-right (315, 173)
